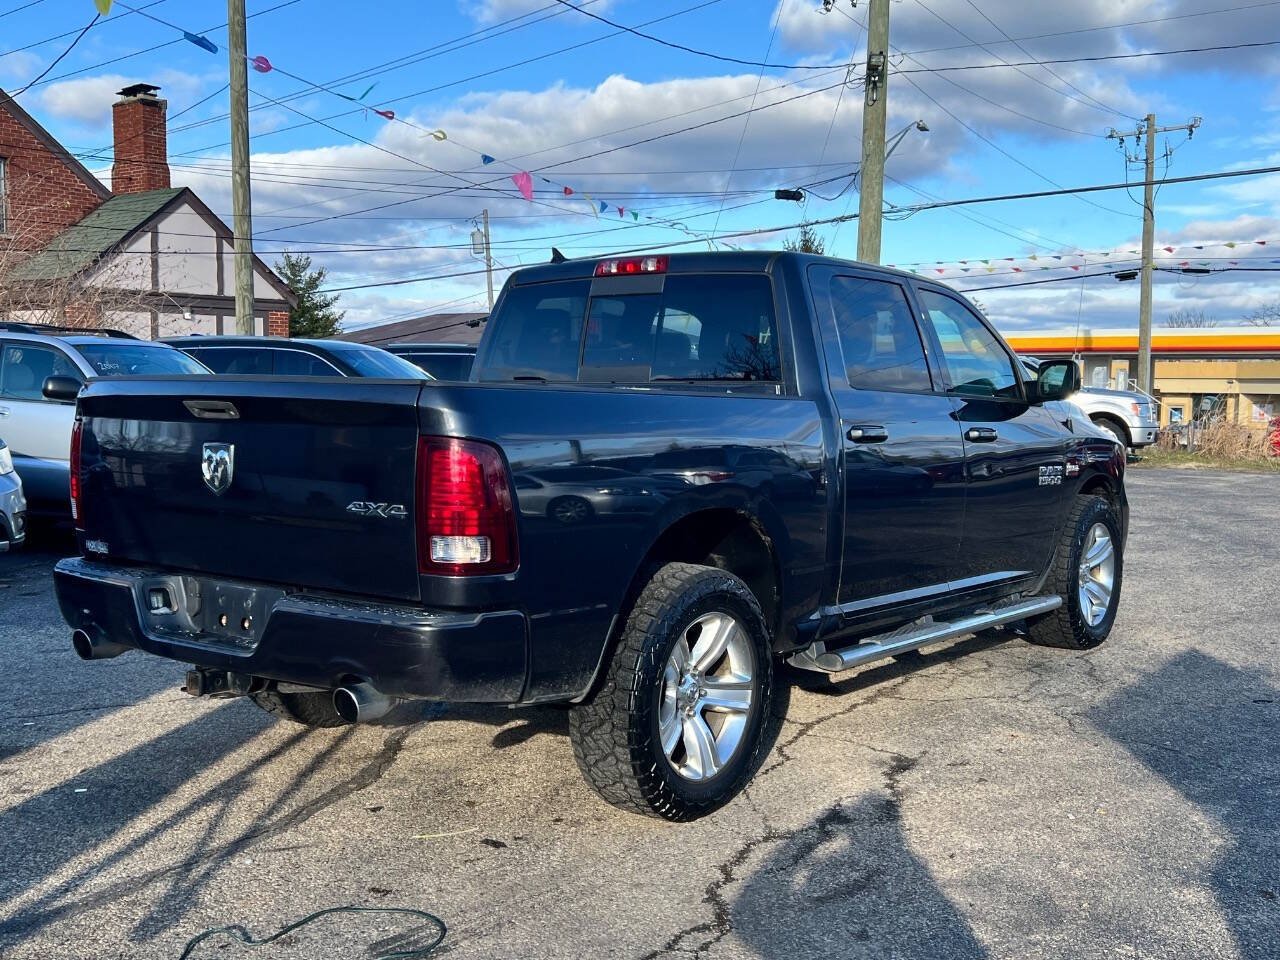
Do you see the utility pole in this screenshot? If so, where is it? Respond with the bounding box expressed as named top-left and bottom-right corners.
top-left (482, 208), bottom-right (495, 312)
top-left (227, 0), bottom-right (255, 334)
top-left (1105, 114), bottom-right (1201, 393)
top-left (856, 0), bottom-right (889, 264)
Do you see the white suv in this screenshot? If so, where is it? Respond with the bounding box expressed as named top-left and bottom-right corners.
top-left (0, 323), bottom-right (207, 515)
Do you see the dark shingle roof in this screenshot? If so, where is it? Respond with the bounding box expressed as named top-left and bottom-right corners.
top-left (8, 187), bottom-right (183, 282)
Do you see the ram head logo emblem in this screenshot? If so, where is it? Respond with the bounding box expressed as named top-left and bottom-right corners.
top-left (201, 442), bottom-right (235, 496)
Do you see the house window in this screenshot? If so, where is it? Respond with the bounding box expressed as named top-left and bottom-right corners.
top-left (0, 157), bottom-right (7, 234)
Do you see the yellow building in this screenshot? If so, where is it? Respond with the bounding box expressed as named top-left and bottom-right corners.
top-left (1001, 327), bottom-right (1280, 428)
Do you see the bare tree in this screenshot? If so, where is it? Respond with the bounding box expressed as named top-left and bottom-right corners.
top-left (0, 172), bottom-right (153, 332)
top-left (1163, 308), bottom-right (1218, 328)
top-left (1241, 301), bottom-right (1280, 326)
top-left (783, 223), bottom-right (826, 255)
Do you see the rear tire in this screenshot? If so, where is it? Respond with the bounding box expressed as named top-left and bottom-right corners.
top-left (1026, 495), bottom-right (1122, 650)
top-left (569, 562), bottom-right (774, 820)
top-left (250, 687), bottom-right (349, 728)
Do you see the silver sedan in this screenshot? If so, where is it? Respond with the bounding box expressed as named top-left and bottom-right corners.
top-left (0, 438), bottom-right (26, 552)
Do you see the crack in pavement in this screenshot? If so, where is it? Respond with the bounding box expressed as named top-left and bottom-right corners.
top-left (639, 751), bottom-right (921, 959)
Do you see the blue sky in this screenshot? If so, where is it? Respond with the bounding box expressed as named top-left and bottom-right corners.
top-left (4, 0), bottom-right (1280, 332)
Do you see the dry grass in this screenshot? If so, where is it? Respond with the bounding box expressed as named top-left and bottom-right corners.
top-left (1139, 420), bottom-right (1280, 472)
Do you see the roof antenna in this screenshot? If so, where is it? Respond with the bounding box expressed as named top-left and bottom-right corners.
top-left (550, 247), bottom-right (567, 263)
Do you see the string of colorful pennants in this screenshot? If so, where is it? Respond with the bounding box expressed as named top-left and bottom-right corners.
top-left (92, 0), bottom-right (701, 233)
top-left (889, 239), bottom-right (1277, 278)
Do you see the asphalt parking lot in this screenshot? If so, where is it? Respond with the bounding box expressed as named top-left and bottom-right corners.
top-left (1, 467), bottom-right (1276, 960)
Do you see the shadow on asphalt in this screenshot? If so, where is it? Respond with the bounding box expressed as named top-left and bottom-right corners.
top-left (1087, 650), bottom-right (1280, 960)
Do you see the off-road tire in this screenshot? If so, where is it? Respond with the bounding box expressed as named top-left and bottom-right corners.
top-left (569, 562), bottom-right (774, 820)
top-left (250, 687), bottom-right (349, 728)
top-left (1026, 495), bottom-right (1123, 650)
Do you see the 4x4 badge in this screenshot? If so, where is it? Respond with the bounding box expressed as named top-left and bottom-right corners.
top-left (201, 442), bottom-right (235, 495)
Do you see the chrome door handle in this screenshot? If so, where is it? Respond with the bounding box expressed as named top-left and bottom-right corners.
top-left (847, 424), bottom-right (888, 443)
top-left (965, 427), bottom-right (998, 443)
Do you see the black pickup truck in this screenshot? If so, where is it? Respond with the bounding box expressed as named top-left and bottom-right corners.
top-left (54, 251), bottom-right (1126, 820)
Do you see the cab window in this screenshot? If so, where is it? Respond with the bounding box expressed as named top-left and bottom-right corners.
top-left (918, 290), bottom-right (1020, 399)
top-left (827, 275), bottom-right (933, 392)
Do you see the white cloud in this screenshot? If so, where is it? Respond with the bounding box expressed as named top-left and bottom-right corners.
top-left (38, 70), bottom-right (209, 130)
top-left (0, 51), bottom-right (42, 85)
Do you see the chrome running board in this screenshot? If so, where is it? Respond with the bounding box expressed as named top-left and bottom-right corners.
top-left (787, 595), bottom-right (1062, 674)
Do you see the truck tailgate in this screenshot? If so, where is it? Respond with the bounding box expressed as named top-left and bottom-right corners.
top-left (77, 377), bottom-right (424, 602)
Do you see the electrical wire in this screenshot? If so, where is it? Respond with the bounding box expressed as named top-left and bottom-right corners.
top-left (4, 13), bottom-right (99, 98)
top-left (548, 0), bottom-right (852, 70)
top-left (894, 39), bottom-right (1280, 74)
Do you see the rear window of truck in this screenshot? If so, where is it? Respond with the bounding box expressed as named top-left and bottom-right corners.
top-left (476, 274), bottom-right (779, 384)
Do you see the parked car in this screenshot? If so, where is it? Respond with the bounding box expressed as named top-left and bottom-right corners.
top-left (55, 251), bottom-right (1127, 821)
top-left (162, 336), bottom-right (433, 379)
top-left (384, 342), bottom-right (477, 380)
top-left (1020, 357), bottom-right (1158, 449)
top-left (0, 438), bottom-right (26, 552)
top-left (0, 322), bottom-right (208, 515)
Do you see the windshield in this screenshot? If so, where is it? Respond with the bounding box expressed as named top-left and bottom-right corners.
top-left (328, 344), bottom-right (432, 379)
top-left (78, 342), bottom-right (210, 376)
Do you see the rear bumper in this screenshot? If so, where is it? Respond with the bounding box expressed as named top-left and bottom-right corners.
top-left (53, 557), bottom-right (528, 702)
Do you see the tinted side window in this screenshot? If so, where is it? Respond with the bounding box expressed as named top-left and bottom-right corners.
top-left (478, 280), bottom-right (589, 382)
top-left (404, 353), bottom-right (472, 380)
top-left (187, 348), bottom-right (273, 375)
top-left (0, 343), bottom-right (80, 400)
top-left (581, 274), bottom-right (780, 382)
top-left (918, 291), bottom-right (1020, 399)
top-left (828, 276), bottom-right (932, 392)
top-left (273, 350), bottom-right (340, 376)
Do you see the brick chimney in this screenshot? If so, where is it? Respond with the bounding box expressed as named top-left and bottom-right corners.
top-left (111, 83), bottom-right (170, 194)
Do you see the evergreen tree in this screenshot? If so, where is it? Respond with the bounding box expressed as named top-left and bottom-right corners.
top-left (274, 252), bottom-right (345, 338)
top-left (783, 223), bottom-right (826, 255)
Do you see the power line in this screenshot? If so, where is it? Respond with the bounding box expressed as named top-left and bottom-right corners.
top-left (5, 12), bottom-right (99, 98)
top-left (894, 38), bottom-right (1280, 74)
top-left (548, 0), bottom-right (851, 70)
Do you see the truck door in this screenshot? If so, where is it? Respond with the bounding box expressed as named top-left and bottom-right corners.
top-left (808, 266), bottom-right (967, 613)
top-left (0, 340), bottom-right (81, 509)
top-left (913, 286), bottom-right (1067, 587)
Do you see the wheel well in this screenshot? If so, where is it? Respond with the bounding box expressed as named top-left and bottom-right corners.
top-left (1090, 413), bottom-right (1130, 445)
top-left (1079, 475), bottom-right (1120, 515)
top-left (626, 509), bottom-right (781, 639)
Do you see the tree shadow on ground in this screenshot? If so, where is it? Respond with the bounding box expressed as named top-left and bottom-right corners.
top-left (1087, 649), bottom-right (1280, 959)
top-left (727, 760), bottom-right (987, 959)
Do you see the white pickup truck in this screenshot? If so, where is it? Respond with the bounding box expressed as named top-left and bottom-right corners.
top-left (1022, 357), bottom-right (1158, 449)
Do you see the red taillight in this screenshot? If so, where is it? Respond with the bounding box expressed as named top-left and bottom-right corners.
top-left (416, 437), bottom-right (518, 575)
top-left (69, 418), bottom-right (84, 531)
top-left (594, 255), bottom-right (667, 276)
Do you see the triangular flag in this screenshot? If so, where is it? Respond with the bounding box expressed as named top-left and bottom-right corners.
top-left (250, 55), bottom-right (272, 73)
top-left (374, 108), bottom-right (394, 120)
top-left (631, 211), bottom-right (639, 221)
top-left (511, 171), bottom-right (534, 202)
top-left (1071, 265), bottom-right (1081, 271)
top-left (1226, 241), bottom-right (1237, 248)
top-left (481, 154), bottom-right (495, 165)
top-left (583, 194), bottom-right (598, 218)
top-left (1029, 253), bottom-right (1038, 261)
top-left (981, 259), bottom-right (989, 265)
top-left (1180, 261), bottom-right (1190, 267)
top-left (1012, 266), bottom-right (1023, 272)
top-left (430, 129), bottom-right (447, 141)
top-left (1194, 245), bottom-right (1203, 250)
top-left (1257, 240), bottom-right (1267, 246)
top-left (935, 268), bottom-right (945, 274)
top-left (1163, 246), bottom-right (1174, 253)
top-left (184, 32), bottom-right (218, 53)
top-left (563, 186), bottom-right (573, 196)
top-left (599, 201), bottom-right (608, 213)
top-left (617, 206), bottom-right (625, 218)
top-left (94, 0), bottom-right (112, 13)
top-left (357, 83), bottom-right (378, 101)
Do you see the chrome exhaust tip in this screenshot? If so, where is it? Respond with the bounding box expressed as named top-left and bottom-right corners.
top-left (333, 682), bottom-right (392, 723)
top-left (71, 628), bottom-right (129, 660)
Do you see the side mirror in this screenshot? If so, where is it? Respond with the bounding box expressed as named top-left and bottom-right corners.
top-left (1032, 359), bottom-right (1080, 403)
top-left (42, 375), bottom-right (83, 403)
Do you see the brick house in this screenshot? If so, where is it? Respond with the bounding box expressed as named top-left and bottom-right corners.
top-left (0, 83), bottom-right (293, 337)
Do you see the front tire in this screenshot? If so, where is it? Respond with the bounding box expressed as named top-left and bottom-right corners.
top-left (1092, 416), bottom-right (1129, 449)
top-left (569, 562), bottom-right (774, 820)
top-left (1026, 495), bottom-right (1123, 650)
